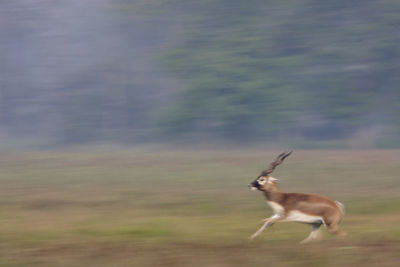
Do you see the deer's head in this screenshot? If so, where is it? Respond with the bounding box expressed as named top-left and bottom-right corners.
top-left (249, 151), bottom-right (292, 192)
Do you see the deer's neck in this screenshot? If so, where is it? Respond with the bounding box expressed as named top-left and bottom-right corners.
top-left (263, 187), bottom-right (284, 203)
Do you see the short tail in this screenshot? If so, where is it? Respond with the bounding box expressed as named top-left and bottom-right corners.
top-left (335, 200), bottom-right (345, 215)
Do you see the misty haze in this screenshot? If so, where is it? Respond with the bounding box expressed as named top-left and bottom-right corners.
top-left (1, 0), bottom-right (399, 149)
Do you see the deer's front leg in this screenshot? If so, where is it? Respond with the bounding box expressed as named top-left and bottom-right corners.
top-left (250, 214), bottom-right (282, 240)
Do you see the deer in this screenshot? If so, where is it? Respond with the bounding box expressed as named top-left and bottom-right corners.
top-left (248, 151), bottom-right (346, 243)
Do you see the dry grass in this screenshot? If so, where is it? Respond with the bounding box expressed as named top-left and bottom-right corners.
top-left (0, 149), bottom-right (399, 266)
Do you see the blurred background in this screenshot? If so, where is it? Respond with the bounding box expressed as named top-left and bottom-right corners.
top-left (1, 1), bottom-right (400, 266)
top-left (1, 0), bottom-right (399, 149)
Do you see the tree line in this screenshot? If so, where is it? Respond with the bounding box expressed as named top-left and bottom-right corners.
top-left (0, 0), bottom-right (399, 148)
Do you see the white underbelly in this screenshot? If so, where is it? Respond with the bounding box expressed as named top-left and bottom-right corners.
top-left (284, 210), bottom-right (323, 224)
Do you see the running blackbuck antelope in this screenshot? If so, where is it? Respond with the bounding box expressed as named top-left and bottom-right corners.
top-left (248, 151), bottom-right (346, 243)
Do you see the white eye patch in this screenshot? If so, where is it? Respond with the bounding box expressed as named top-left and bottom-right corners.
top-left (258, 176), bottom-right (279, 185)
top-left (257, 176), bottom-right (267, 185)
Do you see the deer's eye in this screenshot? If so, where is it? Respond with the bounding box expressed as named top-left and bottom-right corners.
top-left (258, 177), bottom-right (266, 183)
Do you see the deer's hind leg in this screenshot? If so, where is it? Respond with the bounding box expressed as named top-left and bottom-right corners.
top-left (326, 218), bottom-right (347, 238)
top-left (300, 222), bottom-right (322, 244)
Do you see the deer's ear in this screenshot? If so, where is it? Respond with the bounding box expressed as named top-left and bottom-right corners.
top-left (268, 177), bottom-right (279, 183)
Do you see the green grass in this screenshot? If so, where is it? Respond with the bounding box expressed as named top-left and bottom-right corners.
top-left (0, 149), bottom-right (399, 266)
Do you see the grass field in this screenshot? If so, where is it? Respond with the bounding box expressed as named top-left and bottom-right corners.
top-left (0, 149), bottom-right (399, 266)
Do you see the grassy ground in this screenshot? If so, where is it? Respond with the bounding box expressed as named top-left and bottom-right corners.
top-left (0, 149), bottom-right (399, 266)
